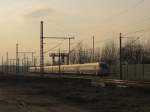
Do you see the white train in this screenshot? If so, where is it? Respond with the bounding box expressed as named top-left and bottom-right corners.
top-left (29, 62), bottom-right (109, 76)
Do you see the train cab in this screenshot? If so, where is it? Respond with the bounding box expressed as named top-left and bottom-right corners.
top-left (99, 62), bottom-right (109, 75)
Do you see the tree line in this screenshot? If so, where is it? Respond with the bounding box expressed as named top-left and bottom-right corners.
top-left (70, 39), bottom-right (150, 65)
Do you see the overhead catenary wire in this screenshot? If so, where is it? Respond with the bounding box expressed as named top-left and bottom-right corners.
top-left (69, 36), bottom-right (93, 52)
top-left (70, 40), bottom-right (83, 52)
top-left (44, 39), bottom-right (65, 54)
top-left (124, 27), bottom-right (150, 36)
top-left (35, 39), bottom-right (67, 58)
top-left (124, 37), bottom-right (141, 48)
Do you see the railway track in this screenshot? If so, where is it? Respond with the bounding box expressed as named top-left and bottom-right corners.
top-left (92, 79), bottom-right (150, 88)
top-left (29, 74), bottom-right (150, 89)
top-left (2, 73), bottom-right (150, 89)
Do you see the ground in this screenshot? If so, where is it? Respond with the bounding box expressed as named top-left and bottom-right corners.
top-left (0, 75), bottom-right (149, 112)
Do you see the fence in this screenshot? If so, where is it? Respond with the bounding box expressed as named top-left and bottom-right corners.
top-left (110, 64), bottom-right (150, 81)
top-left (0, 65), bottom-right (31, 75)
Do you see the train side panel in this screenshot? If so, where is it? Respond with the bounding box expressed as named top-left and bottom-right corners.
top-left (78, 63), bottom-right (99, 75)
top-left (29, 62), bottom-right (109, 76)
top-left (61, 65), bottom-right (79, 74)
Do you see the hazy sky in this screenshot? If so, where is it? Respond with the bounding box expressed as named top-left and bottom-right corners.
top-left (0, 0), bottom-right (150, 62)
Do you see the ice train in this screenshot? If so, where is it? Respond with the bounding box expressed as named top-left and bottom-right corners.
top-left (29, 62), bottom-right (109, 76)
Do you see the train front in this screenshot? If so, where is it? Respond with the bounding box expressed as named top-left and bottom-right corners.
top-left (98, 62), bottom-right (109, 76)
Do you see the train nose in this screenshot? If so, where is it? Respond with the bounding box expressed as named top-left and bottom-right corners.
top-left (99, 62), bottom-right (109, 76)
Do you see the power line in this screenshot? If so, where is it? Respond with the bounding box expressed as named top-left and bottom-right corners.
top-left (70, 40), bottom-right (83, 52)
top-left (44, 39), bottom-right (65, 54)
top-left (125, 37), bottom-right (141, 48)
top-left (125, 27), bottom-right (150, 36)
top-left (35, 40), bottom-right (65, 58)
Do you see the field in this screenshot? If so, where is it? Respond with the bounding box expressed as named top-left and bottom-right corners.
top-left (0, 74), bottom-right (150, 112)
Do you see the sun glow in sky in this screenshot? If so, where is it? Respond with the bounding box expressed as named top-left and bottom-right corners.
top-left (0, 0), bottom-right (150, 62)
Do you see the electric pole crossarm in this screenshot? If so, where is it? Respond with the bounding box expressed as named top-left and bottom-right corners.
top-left (44, 37), bottom-right (75, 39)
top-left (18, 52), bottom-right (35, 54)
top-left (8, 59), bottom-right (16, 61)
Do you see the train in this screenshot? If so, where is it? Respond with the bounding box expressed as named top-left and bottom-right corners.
top-left (29, 62), bottom-right (109, 76)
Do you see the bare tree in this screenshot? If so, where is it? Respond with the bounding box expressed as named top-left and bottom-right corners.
top-left (100, 40), bottom-right (118, 65)
top-left (70, 42), bottom-right (94, 64)
top-left (122, 41), bottom-right (144, 64)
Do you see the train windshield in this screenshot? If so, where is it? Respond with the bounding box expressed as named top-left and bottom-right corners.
top-left (100, 63), bottom-right (108, 69)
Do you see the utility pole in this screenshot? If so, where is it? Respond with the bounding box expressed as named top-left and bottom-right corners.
top-left (58, 48), bottom-right (61, 74)
top-left (18, 52), bottom-right (35, 66)
top-left (119, 34), bottom-right (140, 80)
top-left (31, 52), bottom-right (34, 66)
top-left (16, 43), bottom-right (19, 74)
top-left (40, 21), bottom-right (44, 74)
top-left (120, 33), bottom-right (123, 80)
top-left (27, 56), bottom-right (29, 72)
top-left (12, 59), bottom-right (16, 73)
top-left (8, 59), bottom-right (16, 73)
top-left (21, 58), bottom-right (24, 73)
top-left (9, 60), bottom-right (11, 73)
top-left (15, 43), bottom-right (35, 73)
top-left (2, 56), bottom-right (3, 74)
top-left (6, 52), bottom-right (8, 74)
top-left (68, 38), bottom-right (71, 64)
top-left (34, 57), bottom-right (37, 67)
top-left (93, 36), bottom-right (95, 62)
